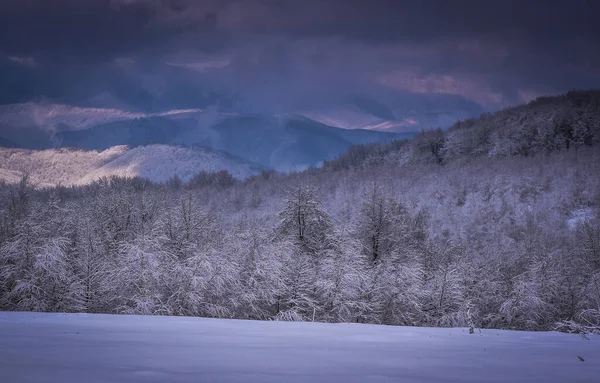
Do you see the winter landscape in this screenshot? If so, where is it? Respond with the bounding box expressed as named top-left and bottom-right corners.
top-left (1, 0), bottom-right (600, 382)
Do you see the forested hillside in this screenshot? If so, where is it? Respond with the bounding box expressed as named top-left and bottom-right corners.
top-left (325, 90), bottom-right (600, 170)
top-left (0, 91), bottom-right (598, 332)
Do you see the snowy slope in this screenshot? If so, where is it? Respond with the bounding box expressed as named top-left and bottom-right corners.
top-left (78, 145), bottom-right (257, 184)
top-left (0, 146), bottom-right (128, 187)
top-left (0, 145), bottom-right (257, 187)
top-left (0, 312), bottom-right (598, 383)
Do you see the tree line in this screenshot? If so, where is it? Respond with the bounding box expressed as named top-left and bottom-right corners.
top-left (0, 90), bottom-right (599, 332)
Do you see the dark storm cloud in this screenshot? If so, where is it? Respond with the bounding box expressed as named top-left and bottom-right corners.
top-left (1, 0), bottom-right (599, 109)
top-left (3, 0), bottom-right (598, 56)
top-left (0, 0), bottom-right (147, 58)
top-left (0, 0), bottom-right (223, 59)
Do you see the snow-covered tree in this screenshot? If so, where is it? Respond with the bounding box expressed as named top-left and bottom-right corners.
top-left (277, 185), bottom-right (334, 256)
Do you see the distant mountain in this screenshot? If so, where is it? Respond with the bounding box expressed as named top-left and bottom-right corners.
top-left (300, 92), bottom-right (484, 132)
top-left (77, 145), bottom-right (259, 184)
top-left (0, 56), bottom-right (484, 175)
top-left (187, 114), bottom-right (408, 170)
top-left (0, 102), bottom-right (204, 149)
top-left (0, 102), bottom-right (146, 132)
top-left (52, 112), bottom-right (408, 171)
top-left (0, 145), bottom-right (258, 187)
top-left (0, 57), bottom-right (236, 113)
top-left (0, 101), bottom-right (410, 171)
top-left (0, 55), bottom-right (484, 133)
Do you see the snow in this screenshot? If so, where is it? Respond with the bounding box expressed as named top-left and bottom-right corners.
top-left (0, 145), bottom-right (257, 187)
top-left (0, 146), bottom-right (128, 187)
top-left (568, 208), bottom-right (595, 230)
top-left (78, 145), bottom-right (257, 184)
top-left (0, 312), bottom-right (598, 383)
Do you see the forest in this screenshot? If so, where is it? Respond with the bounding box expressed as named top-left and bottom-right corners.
top-left (0, 91), bottom-right (599, 333)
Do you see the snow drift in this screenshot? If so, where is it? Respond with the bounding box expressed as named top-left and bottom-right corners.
top-left (0, 312), bottom-right (598, 383)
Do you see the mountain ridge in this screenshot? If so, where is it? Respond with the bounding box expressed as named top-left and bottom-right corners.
top-left (0, 145), bottom-right (259, 187)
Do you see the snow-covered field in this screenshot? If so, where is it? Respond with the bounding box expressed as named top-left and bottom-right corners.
top-left (0, 312), bottom-right (598, 383)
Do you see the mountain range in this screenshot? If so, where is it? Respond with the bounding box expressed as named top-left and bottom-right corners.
top-left (0, 102), bottom-right (415, 185)
top-left (3, 90), bottom-right (599, 186)
top-left (0, 55), bottom-right (496, 185)
top-left (0, 56), bottom-right (484, 130)
top-left (0, 100), bottom-right (412, 177)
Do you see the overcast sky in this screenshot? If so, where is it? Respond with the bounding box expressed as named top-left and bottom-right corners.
top-left (1, 0), bottom-right (599, 113)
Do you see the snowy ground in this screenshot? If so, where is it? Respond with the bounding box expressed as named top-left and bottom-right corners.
top-left (0, 312), bottom-right (598, 383)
